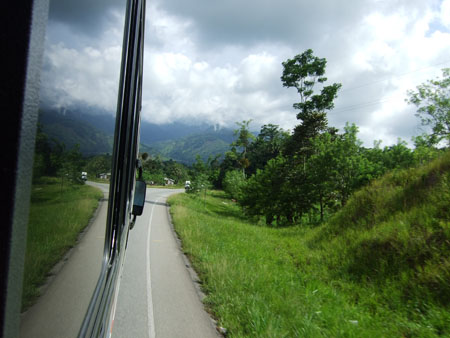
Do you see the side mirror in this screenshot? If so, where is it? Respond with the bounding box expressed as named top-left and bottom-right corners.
top-left (132, 180), bottom-right (146, 216)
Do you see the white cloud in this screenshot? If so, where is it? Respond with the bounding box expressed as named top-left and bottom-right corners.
top-left (41, 42), bottom-right (122, 112)
top-left (441, 0), bottom-right (450, 28)
top-left (141, 49), bottom-right (297, 129)
top-left (238, 53), bottom-right (279, 92)
top-left (41, 0), bottom-right (450, 147)
top-left (326, 1), bottom-right (450, 146)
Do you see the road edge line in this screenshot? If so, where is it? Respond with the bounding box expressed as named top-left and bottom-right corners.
top-left (164, 194), bottom-right (221, 336)
top-left (146, 197), bottom-right (159, 338)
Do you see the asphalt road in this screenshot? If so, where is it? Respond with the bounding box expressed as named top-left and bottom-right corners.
top-left (113, 188), bottom-right (219, 338)
top-left (19, 181), bottom-right (109, 338)
top-left (20, 183), bottom-right (218, 338)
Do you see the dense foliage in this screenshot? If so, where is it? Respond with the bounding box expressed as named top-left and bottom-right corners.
top-left (188, 49), bottom-right (446, 226)
top-left (139, 153), bottom-right (190, 185)
top-left (407, 68), bottom-right (450, 146)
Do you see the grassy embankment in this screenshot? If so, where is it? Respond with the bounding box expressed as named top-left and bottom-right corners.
top-left (22, 177), bottom-right (103, 310)
top-left (168, 151), bottom-right (450, 337)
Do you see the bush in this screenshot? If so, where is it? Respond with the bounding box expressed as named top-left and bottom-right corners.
top-left (222, 170), bottom-right (246, 200)
top-left (186, 173), bottom-right (211, 194)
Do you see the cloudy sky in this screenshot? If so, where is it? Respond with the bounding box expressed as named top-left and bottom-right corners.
top-left (40, 0), bottom-right (450, 147)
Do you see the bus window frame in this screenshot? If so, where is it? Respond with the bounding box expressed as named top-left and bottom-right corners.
top-left (0, 0), bottom-right (146, 337)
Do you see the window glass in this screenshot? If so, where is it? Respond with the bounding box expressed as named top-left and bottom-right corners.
top-left (20, 1), bottom-right (126, 337)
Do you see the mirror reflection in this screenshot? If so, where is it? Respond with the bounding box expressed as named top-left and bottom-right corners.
top-left (20, 1), bottom-right (126, 337)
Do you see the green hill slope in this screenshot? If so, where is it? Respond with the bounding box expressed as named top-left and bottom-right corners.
top-left (152, 129), bottom-right (234, 164)
top-left (38, 109), bottom-right (162, 157)
top-left (168, 151), bottom-right (449, 336)
top-left (38, 110), bottom-right (113, 156)
top-left (38, 109), bottom-right (234, 163)
top-left (322, 149), bottom-right (449, 309)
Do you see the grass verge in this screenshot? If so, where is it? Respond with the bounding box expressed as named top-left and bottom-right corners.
top-left (22, 177), bottom-right (103, 310)
top-left (168, 152), bottom-right (449, 337)
top-left (148, 184), bottom-right (185, 189)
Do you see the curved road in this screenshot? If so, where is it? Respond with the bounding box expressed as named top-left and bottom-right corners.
top-left (20, 181), bottom-right (108, 338)
top-left (113, 187), bottom-right (219, 338)
top-left (20, 183), bottom-right (218, 338)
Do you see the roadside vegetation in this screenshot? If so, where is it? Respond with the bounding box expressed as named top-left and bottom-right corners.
top-left (184, 51), bottom-right (448, 228)
top-left (168, 151), bottom-right (449, 337)
top-left (168, 52), bottom-right (449, 336)
top-left (22, 177), bottom-right (103, 310)
top-left (139, 152), bottom-right (191, 186)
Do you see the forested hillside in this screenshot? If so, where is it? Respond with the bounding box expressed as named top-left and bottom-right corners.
top-left (152, 128), bottom-right (234, 164)
top-left (38, 110), bottom-right (113, 156)
top-left (38, 109), bottom-right (235, 163)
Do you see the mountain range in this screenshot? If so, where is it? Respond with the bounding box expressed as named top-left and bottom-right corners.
top-left (38, 108), bottom-right (235, 164)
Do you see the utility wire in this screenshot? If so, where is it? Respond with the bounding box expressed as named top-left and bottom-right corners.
top-left (332, 60), bottom-right (450, 114)
top-left (340, 59), bottom-right (450, 93)
top-left (333, 94), bottom-right (405, 114)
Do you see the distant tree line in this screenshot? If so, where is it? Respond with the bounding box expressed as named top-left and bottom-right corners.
top-left (33, 123), bottom-right (192, 187)
top-left (138, 153), bottom-right (190, 185)
top-left (189, 50), bottom-right (448, 226)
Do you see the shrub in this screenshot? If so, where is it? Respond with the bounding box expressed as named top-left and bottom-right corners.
top-left (222, 170), bottom-right (246, 200)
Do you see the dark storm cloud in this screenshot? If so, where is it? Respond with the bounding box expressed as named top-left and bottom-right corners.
top-left (48, 0), bottom-right (125, 36)
top-left (154, 0), bottom-right (433, 48)
top-left (155, 0), bottom-right (362, 47)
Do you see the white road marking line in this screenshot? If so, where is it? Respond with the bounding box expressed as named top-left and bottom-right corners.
top-left (147, 197), bottom-right (160, 338)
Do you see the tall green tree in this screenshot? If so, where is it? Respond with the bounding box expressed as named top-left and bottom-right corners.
top-left (217, 148), bottom-right (241, 189)
top-left (240, 155), bottom-right (289, 225)
top-left (281, 49), bottom-right (341, 159)
top-left (407, 68), bottom-right (450, 146)
top-left (223, 170), bottom-right (246, 200)
top-left (307, 132), bottom-right (338, 220)
top-left (206, 154), bottom-right (222, 188)
top-left (247, 124), bottom-right (288, 175)
top-left (232, 120), bottom-right (255, 177)
top-left (328, 124), bottom-right (372, 206)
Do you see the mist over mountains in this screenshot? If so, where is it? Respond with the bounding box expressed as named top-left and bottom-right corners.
top-left (38, 108), bottom-right (235, 164)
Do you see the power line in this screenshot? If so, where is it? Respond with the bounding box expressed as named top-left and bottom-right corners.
top-left (331, 60), bottom-right (450, 114)
top-left (340, 59), bottom-right (450, 93)
top-left (333, 94), bottom-right (405, 114)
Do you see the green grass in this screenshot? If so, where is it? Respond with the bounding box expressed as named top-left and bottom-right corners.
top-left (168, 152), bottom-right (450, 337)
top-left (148, 184), bottom-right (184, 189)
top-left (22, 177), bottom-right (103, 310)
top-left (87, 177), bottom-right (110, 184)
